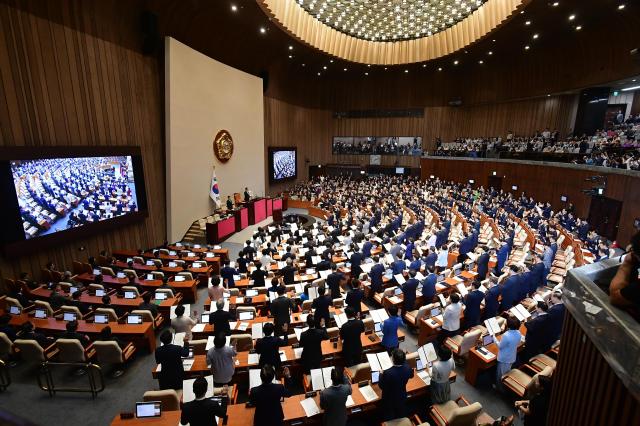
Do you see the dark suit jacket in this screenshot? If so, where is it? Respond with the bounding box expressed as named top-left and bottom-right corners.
top-left (250, 382), bottom-right (287, 426)
top-left (280, 265), bottom-right (296, 285)
top-left (484, 285), bottom-right (501, 319)
top-left (370, 263), bottom-right (385, 293)
top-left (345, 288), bottom-right (364, 313)
top-left (422, 274), bottom-right (437, 301)
top-left (154, 342), bottom-right (189, 389)
top-left (464, 290), bottom-right (484, 327)
top-left (300, 327), bottom-right (328, 372)
top-left (524, 312), bottom-right (549, 358)
top-left (138, 302), bottom-right (159, 317)
top-left (209, 309), bottom-right (234, 335)
top-left (255, 335), bottom-right (287, 368)
top-left (339, 319), bottom-right (364, 361)
top-left (181, 397), bottom-right (226, 426)
top-left (270, 296), bottom-right (295, 327)
top-left (476, 253), bottom-right (490, 279)
top-left (60, 330), bottom-right (91, 347)
top-left (326, 272), bottom-right (344, 299)
top-left (379, 364), bottom-right (414, 420)
top-left (312, 295), bottom-right (331, 326)
top-left (402, 279), bottom-right (419, 311)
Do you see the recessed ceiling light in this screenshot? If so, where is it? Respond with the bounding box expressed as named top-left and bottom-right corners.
top-left (404, 69), bottom-right (409, 73)
top-left (618, 4), bottom-right (626, 10)
top-left (547, 94), bottom-right (551, 97)
top-left (302, 63), bottom-right (306, 67)
top-left (231, 4), bottom-right (237, 12)
top-left (492, 39), bottom-right (496, 42)
top-left (365, 72), bottom-right (369, 76)
top-left (552, 2), bottom-right (559, 6)
top-left (422, 64), bottom-right (427, 68)
top-left (632, 79), bottom-right (637, 82)
top-left (343, 68), bottom-right (347, 71)
top-left (520, 10), bottom-right (524, 14)
top-left (384, 67), bottom-right (388, 70)
top-left (367, 64), bottom-right (371, 67)
top-left (317, 72), bottom-right (321, 76)
top-left (323, 66), bottom-right (327, 70)
top-left (330, 59), bottom-right (334, 63)
top-left (525, 45), bottom-right (530, 50)
top-left (525, 20), bottom-right (531, 25)
top-left (453, 60), bottom-right (459, 65)
top-left (575, 25), bottom-right (582, 30)
top-left (478, 60), bottom-right (484, 64)
top-left (438, 67), bottom-right (443, 71)
top-left (488, 51), bottom-right (493, 55)
top-left (568, 14), bottom-right (575, 21)
top-left (533, 34), bottom-right (539, 39)
top-left (259, 27), bottom-right (266, 33)
top-left (288, 55), bottom-right (292, 58)
top-left (288, 45), bottom-right (293, 50)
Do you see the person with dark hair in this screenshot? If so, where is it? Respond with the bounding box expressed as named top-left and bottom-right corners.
top-left (422, 266), bottom-right (438, 303)
top-left (379, 348), bottom-right (414, 420)
top-left (464, 280), bottom-right (484, 329)
top-left (101, 294), bottom-right (124, 319)
top-left (251, 261), bottom-right (268, 288)
top-left (345, 279), bottom-right (364, 314)
top-left (0, 315), bottom-right (17, 341)
top-left (326, 264), bottom-right (347, 299)
top-left (515, 375), bottom-right (553, 426)
top-left (270, 285), bottom-right (296, 335)
top-left (312, 286), bottom-right (331, 328)
top-left (340, 306), bottom-right (365, 366)
top-left (60, 320), bottom-right (91, 347)
top-left (370, 256), bottom-right (385, 294)
top-left (49, 284), bottom-right (70, 310)
top-left (19, 271), bottom-right (39, 290)
top-left (476, 247), bottom-right (492, 280)
top-left (381, 306), bottom-right (402, 351)
top-left (495, 316), bottom-right (522, 389)
top-left (97, 325), bottom-right (126, 349)
top-left (180, 376), bottom-right (226, 426)
top-left (319, 366), bottom-right (351, 425)
top-left (431, 346), bottom-right (455, 403)
top-left (610, 231), bottom-right (640, 308)
top-left (441, 292), bottom-right (463, 344)
top-left (402, 269), bottom-right (420, 313)
top-left (522, 301), bottom-right (549, 360)
top-left (20, 321), bottom-right (53, 348)
top-left (154, 329), bottom-right (189, 390)
top-left (278, 258), bottom-right (297, 285)
top-left (138, 292), bottom-right (159, 317)
top-left (68, 290), bottom-right (90, 315)
top-left (220, 260), bottom-right (238, 288)
top-left (206, 332), bottom-right (236, 386)
top-left (171, 304), bottom-right (196, 338)
top-left (299, 314), bottom-right (329, 373)
top-left (209, 299), bottom-right (235, 336)
top-left (255, 323), bottom-right (287, 369)
top-left (249, 365), bottom-right (289, 426)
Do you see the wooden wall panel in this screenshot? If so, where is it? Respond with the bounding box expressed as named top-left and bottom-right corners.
top-left (420, 158), bottom-right (640, 244)
top-left (0, 0), bottom-right (165, 288)
top-left (548, 313), bottom-right (640, 426)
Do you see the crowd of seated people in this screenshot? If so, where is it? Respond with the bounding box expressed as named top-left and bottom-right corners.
top-left (11, 157), bottom-right (138, 238)
top-left (1, 174), bottom-right (623, 425)
top-left (332, 137), bottom-right (423, 156)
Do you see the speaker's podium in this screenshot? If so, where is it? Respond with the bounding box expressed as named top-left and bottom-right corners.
top-left (246, 198), bottom-right (267, 225)
top-left (273, 208), bottom-right (283, 222)
top-left (205, 215), bottom-right (235, 244)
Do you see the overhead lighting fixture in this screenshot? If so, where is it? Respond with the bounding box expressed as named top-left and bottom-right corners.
top-left (323, 66), bottom-right (327, 69)
top-left (533, 33), bottom-right (539, 39)
top-left (317, 72), bottom-right (321, 76)
top-left (289, 45), bottom-right (293, 50)
top-left (438, 67), bottom-right (443, 71)
top-left (343, 68), bottom-right (347, 71)
top-left (622, 85), bottom-right (640, 92)
top-left (422, 64), bottom-right (427, 68)
top-left (259, 27), bottom-right (266, 33)
top-left (288, 55), bottom-right (293, 58)
top-left (365, 72), bottom-right (369, 76)
top-left (488, 51), bottom-right (493, 55)
top-left (547, 94), bottom-right (551, 97)
top-left (525, 20), bottom-right (531, 25)
top-left (618, 4), bottom-right (626, 10)
top-left (453, 60), bottom-right (459, 65)
top-left (552, 2), bottom-right (559, 6)
top-left (568, 14), bottom-right (576, 21)
top-left (524, 45), bottom-right (530, 50)
top-left (302, 63), bottom-right (306, 67)
top-left (330, 59), bottom-right (334, 63)
top-left (575, 25), bottom-right (582, 30)
top-left (478, 60), bottom-right (484, 64)
top-left (231, 4), bottom-right (237, 12)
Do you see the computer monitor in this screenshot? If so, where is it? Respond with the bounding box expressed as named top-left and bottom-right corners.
top-left (436, 273), bottom-right (445, 283)
top-left (116, 272), bottom-right (126, 279)
top-left (169, 251), bottom-right (177, 256)
top-left (238, 311), bottom-right (254, 320)
top-left (127, 314), bottom-right (143, 325)
top-left (135, 402), bottom-right (161, 418)
top-left (8, 305), bottom-right (21, 315)
top-left (146, 260), bottom-right (154, 266)
top-left (154, 291), bottom-right (167, 300)
top-left (201, 313), bottom-right (210, 323)
top-left (174, 275), bottom-right (185, 282)
top-left (482, 334), bottom-right (494, 346)
top-left (95, 289), bottom-right (105, 297)
top-left (430, 308), bottom-right (441, 317)
top-left (94, 314), bottom-right (109, 324)
top-left (168, 261), bottom-right (177, 268)
top-left (63, 312), bottom-right (77, 322)
top-left (371, 371), bottom-right (380, 384)
top-left (124, 291), bottom-right (136, 299)
top-left (69, 286), bottom-right (78, 295)
top-left (126, 257), bottom-right (133, 263)
top-left (34, 308), bottom-right (47, 319)
top-left (374, 322), bottom-right (382, 333)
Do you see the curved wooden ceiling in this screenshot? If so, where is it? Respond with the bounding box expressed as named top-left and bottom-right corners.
top-left (258, 0), bottom-right (530, 65)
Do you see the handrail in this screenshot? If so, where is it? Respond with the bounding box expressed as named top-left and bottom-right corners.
top-left (0, 359), bottom-right (10, 392)
top-left (37, 361), bottom-right (105, 398)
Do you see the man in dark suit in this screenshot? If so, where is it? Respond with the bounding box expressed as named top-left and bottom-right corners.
top-left (424, 247), bottom-right (438, 270)
top-left (60, 320), bottom-right (91, 347)
top-left (312, 286), bottom-right (331, 327)
top-left (500, 266), bottom-right (521, 311)
top-left (278, 259), bottom-right (297, 285)
top-left (255, 323), bottom-right (287, 369)
top-left (226, 196), bottom-right (234, 211)
top-left (464, 280), bottom-right (484, 329)
top-left (138, 292), bottom-right (159, 317)
top-left (379, 349), bottom-right (414, 420)
top-left (545, 292), bottom-right (565, 349)
top-left (350, 250), bottom-right (364, 278)
top-left (68, 290), bottom-right (90, 315)
top-left (523, 302), bottom-right (550, 360)
top-left (421, 267), bottom-right (438, 303)
top-left (476, 248), bottom-right (492, 280)
top-left (345, 279), bottom-right (364, 314)
top-left (299, 314), bottom-right (329, 373)
top-left (494, 242), bottom-right (510, 274)
top-left (154, 330), bottom-right (190, 390)
top-left (249, 365), bottom-right (289, 426)
top-left (484, 281), bottom-right (501, 319)
top-left (209, 299), bottom-right (235, 336)
top-left (401, 270), bottom-right (420, 313)
top-left (270, 286), bottom-right (296, 335)
top-left (181, 376), bottom-right (226, 426)
top-left (220, 260), bottom-right (238, 288)
top-left (339, 307), bottom-right (365, 366)
top-left (326, 264), bottom-right (346, 300)
top-left (370, 257), bottom-right (385, 294)
top-left (243, 187), bottom-right (250, 202)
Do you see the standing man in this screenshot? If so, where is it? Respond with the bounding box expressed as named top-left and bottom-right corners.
top-left (270, 286), bottom-right (296, 335)
top-left (319, 367), bottom-right (352, 426)
top-left (464, 280), bottom-right (484, 329)
top-left (339, 307), bottom-right (365, 366)
top-left (299, 314), bottom-right (329, 373)
top-left (379, 349), bottom-right (414, 420)
top-left (155, 330), bottom-right (190, 390)
top-left (244, 187), bottom-right (251, 202)
top-left (495, 317), bottom-right (522, 390)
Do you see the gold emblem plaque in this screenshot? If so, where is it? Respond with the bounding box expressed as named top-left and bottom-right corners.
top-left (213, 130), bottom-right (234, 163)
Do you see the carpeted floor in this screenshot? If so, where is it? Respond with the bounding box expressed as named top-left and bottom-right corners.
top-left (0, 210), bottom-right (523, 425)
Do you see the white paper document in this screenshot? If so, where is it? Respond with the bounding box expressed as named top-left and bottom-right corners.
top-left (359, 385), bottom-right (379, 402)
top-left (300, 398), bottom-right (320, 417)
top-left (247, 353), bottom-right (260, 365)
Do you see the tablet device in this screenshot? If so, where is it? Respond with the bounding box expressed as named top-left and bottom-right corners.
top-left (95, 289), bottom-right (105, 297)
top-left (34, 308), bottom-right (47, 319)
top-left (482, 334), bottom-right (494, 346)
top-left (63, 312), bottom-right (77, 322)
top-left (124, 291), bottom-right (136, 299)
top-left (371, 371), bottom-right (380, 384)
top-left (127, 314), bottom-right (143, 324)
top-left (94, 314), bottom-right (109, 324)
top-left (9, 305), bottom-right (21, 315)
top-left (155, 292), bottom-right (167, 300)
top-left (135, 402), bottom-right (161, 418)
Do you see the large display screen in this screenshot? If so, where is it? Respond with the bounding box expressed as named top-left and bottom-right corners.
top-left (332, 136), bottom-right (423, 156)
top-left (0, 147), bottom-right (148, 255)
top-left (11, 156), bottom-right (138, 239)
top-left (269, 147), bottom-right (297, 182)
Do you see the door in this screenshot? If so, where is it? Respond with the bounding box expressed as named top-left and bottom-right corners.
top-left (588, 196), bottom-right (623, 241)
top-left (308, 165), bottom-right (324, 180)
top-left (487, 175), bottom-right (503, 191)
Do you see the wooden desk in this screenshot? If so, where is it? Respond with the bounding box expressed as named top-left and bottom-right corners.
top-left (75, 273), bottom-right (198, 303)
top-left (110, 411), bottom-right (181, 426)
top-left (8, 313), bottom-right (156, 352)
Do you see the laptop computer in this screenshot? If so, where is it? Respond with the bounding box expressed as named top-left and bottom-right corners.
top-left (238, 311), bottom-right (254, 320)
top-left (482, 334), bottom-right (494, 346)
top-left (95, 289), bottom-right (105, 297)
top-left (135, 401), bottom-right (161, 418)
top-left (374, 322), bottom-right (382, 333)
top-left (127, 314), bottom-right (143, 325)
top-left (430, 308), bottom-right (441, 317)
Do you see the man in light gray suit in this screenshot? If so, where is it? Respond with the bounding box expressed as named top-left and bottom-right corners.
top-left (319, 367), bottom-right (352, 425)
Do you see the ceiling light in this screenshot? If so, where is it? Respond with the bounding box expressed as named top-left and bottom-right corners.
top-left (632, 79), bottom-right (637, 82)
top-left (547, 94), bottom-right (551, 97)
top-left (404, 69), bottom-right (409, 73)
top-left (533, 34), bottom-right (539, 39)
top-left (323, 66), bottom-right (327, 69)
top-left (259, 27), bottom-right (266, 33)
top-left (289, 45), bottom-right (293, 50)
top-left (365, 72), bottom-right (369, 76)
top-left (438, 67), bottom-right (443, 71)
top-left (618, 4), bottom-right (626, 10)
top-left (575, 25), bottom-right (582, 30)
top-left (488, 51), bottom-right (493, 55)
top-left (288, 55), bottom-right (292, 58)
top-left (422, 64), bottom-right (427, 68)
top-left (343, 68), bottom-right (347, 71)
top-left (367, 64), bottom-right (371, 67)
top-left (552, 2), bottom-right (559, 6)
top-left (525, 20), bottom-right (531, 25)
top-left (621, 85), bottom-right (640, 92)
top-left (525, 45), bottom-right (530, 50)
top-left (317, 72), bottom-right (321, 76)
top-left (454, 60), bottom-right (459, 65)
top-left (231, 4), bottom-right (237, 12)
top-left (478, 60), bottom-right (483, 64)
top-left (330, 59), bottom-right (334, 63)
top-left (568, 14), bottom-right (575, 21)
top-left (302, 63), bottom-right (306, 67)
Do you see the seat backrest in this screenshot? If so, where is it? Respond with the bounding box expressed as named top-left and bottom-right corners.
top-left (122, 286), bottom-right (140, 296)
top-left (95, 307), bottom-right (118, 322)
top-left (159, 249), bottom-right (170, 256)
top-left (229, 288), bottom-right (240, 297)
top-left (35, 300), bottom-right (54, 316)
top-left (156, 288), bottom-right (174, 298)
top-left (0, 332), bottom-right (13, 357)
top-left (58, 282), bottom-right (72, 292)
top-left (143, 389), bottom-right (180, 411)
top-left (190, 339), bottom-right (208, 356)
top-left (302, 300), bottom-right (313, 311)
top-left (13, 339), bottom-right (45, 362)
top-left (56, 339), bottom-right (87, 362)
top-left (72, 261), bottom-right (84, 275)
top-left (177, 272), bottom-right (193, 281)
top-left (237, 306), bottom-right (256, 316)
top-left (414, 305), bottom-right (429, 323)
top-left (312, 278), bottom-right (325, 287)
top-left (326, 327), bottom-right (339, 339)
top-left (152, 259), bottom-right (163, 268)
top-left (383, 287), bottom-right (396, 297)
top-left (88, 284), bottom-right (105, 291)
top-left (333, 298), bottom-right (344, 308)
top-left (93, 341), bottom-right (123, 364)
top-left (527, 366), bottom-right (554, 397)
top-left (151, 271), bottom-right (164, 279)
top-left (362, 317), bottom-right (374, 333)
top-left (230, 334), bottom-right (253, 351)
top-left (123, 269), bottom-right (137, 277)
top-left (131, 310), bottom-right (155, 323)
top-left (348, 362), bottom-right (371, 383)
top-left (448, 401), bottom-right (482, 426)
top-left (100, 267), bottom-right (116, 276)
top-left (406, 351), bottom-right (419, 369)
top-left (61, 305), bottom-right (82, 317)
top-left (459, 330), bottom-right (482, 356)
top-left (133, 256), bottom-right (145, 264)
top-left (5, 296), bottom-right (23, 310)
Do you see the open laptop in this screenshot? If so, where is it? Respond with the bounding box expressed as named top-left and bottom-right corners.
top-left (238, 311), bottom-right (254, 320)
top-left (34, 308), bottom-right (47, 319)
top-left (127, 314), bottom-right (143, 325)
top-left (374, 322), bottom-right (382, 333)
top-left (394, 287), bottom-right (403, 296)
top-left (94, 313), bottom-right (109, 324)
top-left (135, 401), bottom-right (161, 419)
top-left (482, 334), bottom-right (494, 346)
top-left (63, 312), bottom-right (77, 322)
